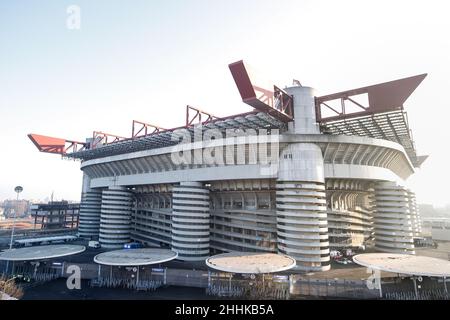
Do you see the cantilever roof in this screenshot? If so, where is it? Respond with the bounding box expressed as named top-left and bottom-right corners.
top-left (0, 245), bottom-right (85, 261)
top-left (205, 252), bottom-right (296, 274)
top-left (320, 110), bottom-right (422, 167)
top-left (93, 248), bottom-right (178, 266)
top-left (353, 253), bottom-right (450, 277)
top-left (66, 111), bottom-right (286, 161)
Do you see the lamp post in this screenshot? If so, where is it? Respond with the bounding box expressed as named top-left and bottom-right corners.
top-left (4, 186), bottom-right (23, 275)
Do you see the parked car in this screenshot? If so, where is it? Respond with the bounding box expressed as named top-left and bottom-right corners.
top-left (344, 249), bottom-right (354, 257)
top-left (330, 250), bottom-right (343, 260)
top-left (124, 242), bottom-right (143, 249)
top-left (335, 257), bottom-right (353, 265)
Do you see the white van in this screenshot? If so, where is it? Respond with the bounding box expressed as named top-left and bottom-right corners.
top-left (88, 241), bottom-right (101, 249)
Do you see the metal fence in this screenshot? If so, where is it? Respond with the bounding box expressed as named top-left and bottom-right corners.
top-left (166, 269), bottom-right (209, 288)
top-left (89, 277), bottom-right (163, 291)
top-left (290, 277), bottom-right (379, 299)
top-left (384, 289), bottom-right (450, 300)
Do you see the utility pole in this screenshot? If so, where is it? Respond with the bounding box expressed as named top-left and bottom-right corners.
top-left (5, 186), bottom-right (23, 275)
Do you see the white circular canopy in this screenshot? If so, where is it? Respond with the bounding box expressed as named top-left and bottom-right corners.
top-left (205, 252), bottom-right (296, 274)
top-left (353, 253), bottom-right (450, 277)
top-left (0, 245), bottom-right (86, 261)
top-left (94, 248), bottom-right (178, 266)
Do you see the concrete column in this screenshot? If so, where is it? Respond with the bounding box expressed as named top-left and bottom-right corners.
top-left (374, 182), bottom-right (415, 254)
top-left (171, 181), bottom-right (210, 261)
top-left (276, 143), bottom-right (330, 272)
top-left (99, 186), bottom-right (133, 249)
top-left (78, 173), bottom-right (102, 239)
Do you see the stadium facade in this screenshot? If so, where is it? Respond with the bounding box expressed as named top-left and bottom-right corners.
top-left (29, 61), bottom-right (426, 271)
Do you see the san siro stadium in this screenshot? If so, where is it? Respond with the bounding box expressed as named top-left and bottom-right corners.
top-left (28, 60), bottom-right (426, 272)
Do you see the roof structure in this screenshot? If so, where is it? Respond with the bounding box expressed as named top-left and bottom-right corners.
top-left (320, 110), bottom-right (422, 166)
top-left (93, 248), bottom-right (178, 266)
top-left (353, 253), bottom-right (450, 278)
top-left (205, 252), bottom-right (296, 274)
top-left (28, 61), bottom-right (427, 167)
top-left (0, 245), bottom-right (85, 261)
top-left (66, 111), bottom-right (286, 161)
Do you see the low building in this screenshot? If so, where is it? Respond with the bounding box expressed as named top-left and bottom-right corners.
top-left (431, 219), bottom-right (450, 242)
top-left (1, 200), bottom-right (30, 218)
top-left (30, 201), bottom-right (80, 230)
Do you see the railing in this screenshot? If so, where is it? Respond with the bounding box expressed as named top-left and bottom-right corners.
top-left (290, 277), bottom-right (379, 299)
top-left (384, 289), bottom-right (450, 300)
top-left (89, 277), bottom-right (163, 291)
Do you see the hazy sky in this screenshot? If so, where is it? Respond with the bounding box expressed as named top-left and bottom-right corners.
top-left (1, 0), bottom-right (449, 206)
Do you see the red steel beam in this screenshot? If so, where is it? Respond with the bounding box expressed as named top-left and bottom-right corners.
top-left (186, 105), bottom-right (219, 126)
top-left (228, 60), bottom-right (293, 122)
top-left (28, 134), bottom-right (87, 155)
top-left (132, 120), bottom-right (166, 139)
top-left (92, 131), bottom-right (127, 148)
top-left (316, 73), bottom-right (427, 122)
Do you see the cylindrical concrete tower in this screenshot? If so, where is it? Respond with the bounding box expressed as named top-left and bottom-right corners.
top-left (276, 85), bottom-right (330, 271)
top-left (171, 181), bottom-right (210, 261)
top-left (284, 85), bottom-right (320, 134)
top-left (374, 182), bottom-right (415, 254)
top-left (99, 186), bottom-right (134, 249)
top-left (78, 173), bottom-right (102, 239)
top-left (276, 143), bottom-right (330, 271)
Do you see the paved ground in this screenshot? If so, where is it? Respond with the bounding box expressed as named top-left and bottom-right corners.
top-left (415, 242), bottom-right (450, 260)
top-left (300, 262), bottom-right (396, 280)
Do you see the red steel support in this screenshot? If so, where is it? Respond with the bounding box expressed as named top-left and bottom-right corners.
top-left (132, 120), bottom-right (166, 139)
top-left (315, 74), bottom-right (427, 123)
top-left (228, 60), bottom-right (293, 122)
top-left (28, 134), bottom-right (87, 155)
top-left (186, 105), bottom-right (218, 126)
top-left (92, 131), bottom-right (127, 149)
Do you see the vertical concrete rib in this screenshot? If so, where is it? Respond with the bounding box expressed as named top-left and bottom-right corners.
top-left (99, 186), bottom-right (134, 249)
top-left (407, 189), bottom-right (421, 237)
top-left (374, 182), bottom-right (415, 254)
top-left (171, 181), bottom-right (210, 261)
top-left (276, 143), bottom-right (330, 271)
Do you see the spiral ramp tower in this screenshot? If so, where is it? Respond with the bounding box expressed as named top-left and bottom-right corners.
top-left (99, 186), bottom-right (134, 249)
top-left (78, 174), bottom-right (102, 238)
top-left (78, 190), bottom-right (102, 238)
top-left (276, 143), bottom-right (330, 272)
top-left (374, 182), bottom-right (415, 254)
top-left (171, 182), bottom-right (210, 261)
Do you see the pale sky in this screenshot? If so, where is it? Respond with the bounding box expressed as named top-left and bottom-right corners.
top-left (1, 0), bottom-right (449, 206)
